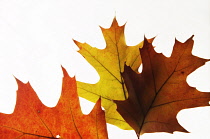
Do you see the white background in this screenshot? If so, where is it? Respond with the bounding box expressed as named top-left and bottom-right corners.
top-left (0, 0), bottom-right (210, 138)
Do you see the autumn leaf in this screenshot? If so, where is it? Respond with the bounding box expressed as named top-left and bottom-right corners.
top-left (115, 36), bottom-right (210, 137)
top-left (75, 18), bottom-right (143, 129)
top-left (0, 67), bottom-right (108, 139)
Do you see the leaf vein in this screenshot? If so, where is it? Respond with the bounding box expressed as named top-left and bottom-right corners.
top-left (152, 96), bottom-right (210, 108)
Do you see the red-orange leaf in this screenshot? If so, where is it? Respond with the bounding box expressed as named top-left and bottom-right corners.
top-left (115, 36), bottom-right (210, 136)
top-left (0, 67), bottom-right (108, 139)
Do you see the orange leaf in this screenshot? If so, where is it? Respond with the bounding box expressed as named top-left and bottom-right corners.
top-left (115, 36), bottom-right (210, 136)
top-left (0, 67), bottom-right (108, 139)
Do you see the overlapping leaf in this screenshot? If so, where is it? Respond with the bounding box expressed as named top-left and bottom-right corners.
top-left (75, 18), bottom-right (143, 129)
top-left (115, 36), bottom-right (210, 137)
top-left (0, 67), bottom-right (108, 139)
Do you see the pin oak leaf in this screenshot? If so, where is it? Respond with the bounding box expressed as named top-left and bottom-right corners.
top-left (0, 67), bottom-right (108, 139)
top-left (75, 18), bottom-right (143, 129)
top-left (115, 36), bottom-right (210, 137)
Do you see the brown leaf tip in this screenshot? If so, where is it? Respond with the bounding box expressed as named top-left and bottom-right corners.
top-left (143, 36), bottom-right (156, 43)
top-left (142, 36), bottom-right (156, 50)
top-left (175, 35), bottom-right (194, 44)
top-left (111, 17), bottom-right (119, 27)
top-left (190, 34), bottom-right (194, 39)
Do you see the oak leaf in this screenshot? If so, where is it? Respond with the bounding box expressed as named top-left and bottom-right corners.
top-left (115, 36), bottom-right (210, 137)
top-left (0, 67), bottom-right (108, 139)
top-left (75, 18), bottom-right (143, 129)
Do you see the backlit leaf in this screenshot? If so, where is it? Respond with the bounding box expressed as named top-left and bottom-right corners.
top-left (75, 18), bottom-right (143, 129)
top-left (115, 36), bottom-right (210, 137)
top-left (0, 67), bottom-right (108, 139)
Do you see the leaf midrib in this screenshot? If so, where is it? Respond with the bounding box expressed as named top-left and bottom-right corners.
top-left (139, 41), bottom-right (189, 134)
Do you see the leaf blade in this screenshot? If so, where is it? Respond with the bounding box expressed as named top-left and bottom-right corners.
top-left (115, 36), bottom-right (210, 136)
top-left (0, 67), bottom-right (108, 139)
top-left (76, 18), bottom-right (143, 129)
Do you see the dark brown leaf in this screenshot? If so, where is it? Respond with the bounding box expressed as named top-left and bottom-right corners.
top-left (115, 36), bottom-right (210, 136)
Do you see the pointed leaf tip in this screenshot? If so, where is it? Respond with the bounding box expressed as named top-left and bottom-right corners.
top-left (175, 35), bottom-right (194, 44)
top-left (190, 34), bottom-right (194, 39)
top-left (14, 76), bottom-right (22, 84)
top-left (142, 36), bottom-right (155, 50)
top-left (96, 97), bottom-right (102, 107)
top-left (14, 76), bottom-right (29, 87)
top-left (112, 17), bottom-right (119, 26)
top-left (90, 98), bottom-right (103, 114)
top-left (72, 39), bottom-right (79, 44)
top-left (144, 36), bottom-right (156, 43)
top-left (185, 35), bottom-right (194, 43)
top-left (61, 66), bottom-right (70, 78)
top-left (73, 39), bottom-right (83, 48)
top-left (100, 17), bottom-right (123, 30)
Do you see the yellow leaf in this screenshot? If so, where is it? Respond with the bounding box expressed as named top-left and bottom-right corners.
top-left (75, 18), bottom-right (143, 129)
